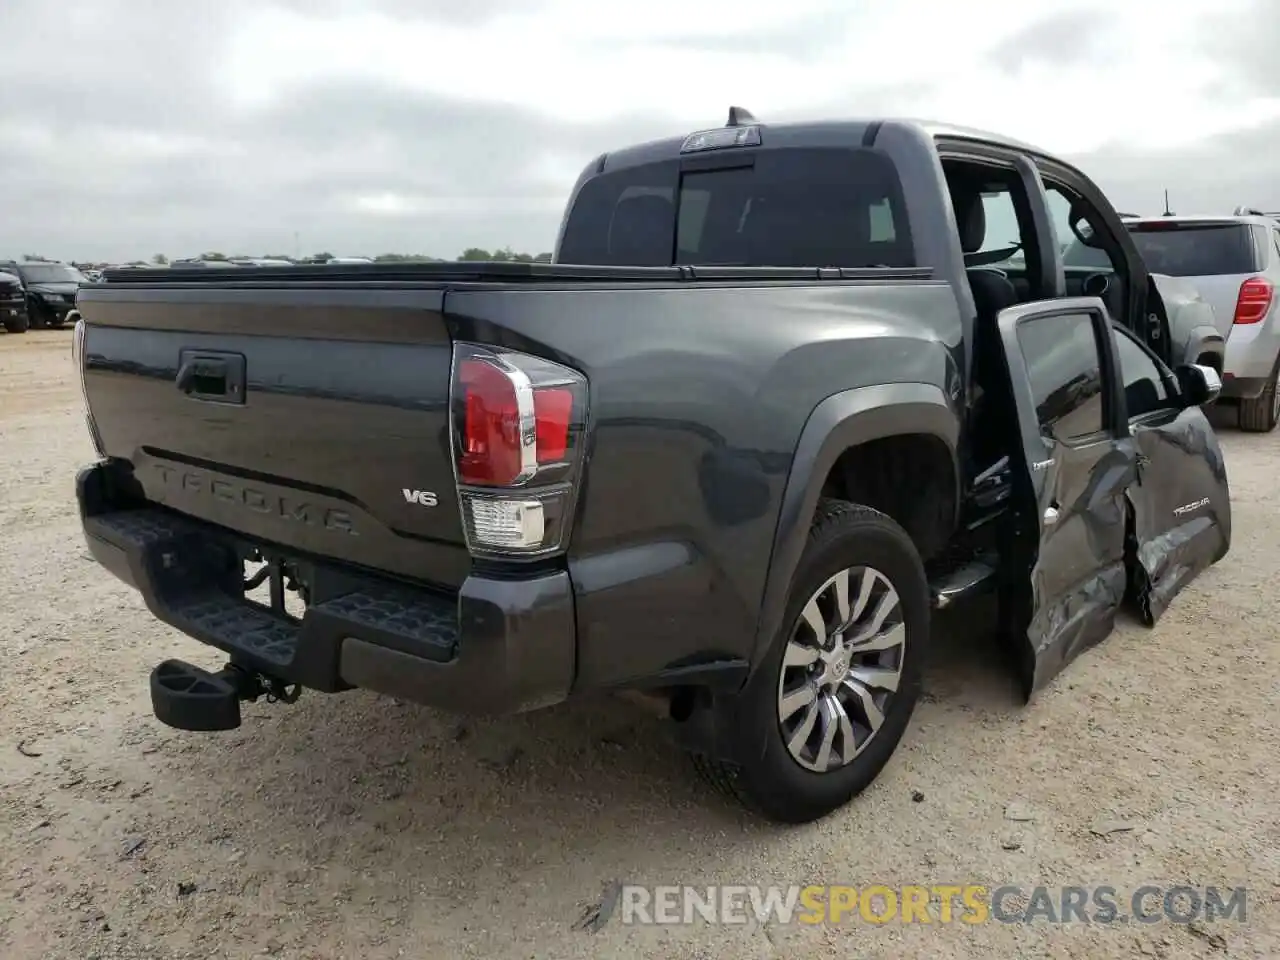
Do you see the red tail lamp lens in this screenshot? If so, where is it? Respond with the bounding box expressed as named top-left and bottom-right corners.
top-left (458, 360), bottom-right (575, 485)
top-left (1233, 277), bottom-right (1274, 325)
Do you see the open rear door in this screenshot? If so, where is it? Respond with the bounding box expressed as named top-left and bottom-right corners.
top-left (993, 298), bottom-right (1137, 698)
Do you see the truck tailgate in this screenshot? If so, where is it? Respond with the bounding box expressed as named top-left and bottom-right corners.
top-left (77, 283), bottom-right (470, 589)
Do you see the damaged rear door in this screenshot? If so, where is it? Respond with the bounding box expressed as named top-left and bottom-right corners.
top-left (1109, 326), bottom-right (1231, 622)
top-left (995, 298), bottom-right (1135, 698)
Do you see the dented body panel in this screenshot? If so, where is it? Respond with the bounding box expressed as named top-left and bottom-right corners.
top-left (996, 298), bottom-right (1230, 698)
top-left (1127, 408), bottom-right (1231, 622)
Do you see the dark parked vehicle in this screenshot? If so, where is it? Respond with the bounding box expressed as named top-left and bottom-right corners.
top-left (0, 260), bottom-right (86, 328)
top-left (0, 269), bottom-right (28, 332)
top-left (73, 111), bottom-right (1231, 823)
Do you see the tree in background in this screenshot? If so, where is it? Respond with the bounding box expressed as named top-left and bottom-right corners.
top-left (55, 247), bottom-right (555, 268)
top-left (457, 247), bottom-right (541, 262)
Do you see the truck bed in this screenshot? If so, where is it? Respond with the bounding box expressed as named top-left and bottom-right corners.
top-left (77, 262), bottom-right (959, 691)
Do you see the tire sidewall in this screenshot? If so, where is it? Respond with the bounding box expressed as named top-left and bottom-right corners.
top-left (738, 508), bottom-right (929, 820)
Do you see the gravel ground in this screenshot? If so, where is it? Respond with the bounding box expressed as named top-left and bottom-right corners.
top-left (1, 328), bottom-right (1276, 959)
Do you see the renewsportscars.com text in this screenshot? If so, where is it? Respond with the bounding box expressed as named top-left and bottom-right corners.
top-left (619, 884), bottom-right (1248, 926)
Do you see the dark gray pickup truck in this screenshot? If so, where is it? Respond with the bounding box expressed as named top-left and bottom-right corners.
top-left (72, 110), bottom-right (1231, 823)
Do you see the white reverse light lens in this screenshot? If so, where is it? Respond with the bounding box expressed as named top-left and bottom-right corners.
top-left (463, 496), bottom-right (546, 551)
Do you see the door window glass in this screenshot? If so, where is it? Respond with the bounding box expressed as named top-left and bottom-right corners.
top-left (1016, 312), bottom-right (1106, 441)
top-left (1112, 326), bottom-right (1172, 418)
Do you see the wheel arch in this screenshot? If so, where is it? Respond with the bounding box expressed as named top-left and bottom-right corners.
top-left (752, 383), bottom-right (961, 667)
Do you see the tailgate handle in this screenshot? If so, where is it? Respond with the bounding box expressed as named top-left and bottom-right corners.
top-left (176, 350), bottom-right (246, 404)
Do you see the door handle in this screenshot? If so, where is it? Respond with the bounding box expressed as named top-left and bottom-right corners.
top-left (175, 358), bottom-right (226, 394)
top-left (175, 350), bottom-right (245, 404)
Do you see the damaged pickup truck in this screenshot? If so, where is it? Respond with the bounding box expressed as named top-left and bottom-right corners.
top-left (72, 110), bottom-right (1231, 824)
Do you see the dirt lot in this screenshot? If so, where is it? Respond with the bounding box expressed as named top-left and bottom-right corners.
top-left (1, 328), bottom-right (1276, 959)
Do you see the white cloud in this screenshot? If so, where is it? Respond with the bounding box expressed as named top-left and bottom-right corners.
top-left (2, 0), bottom-right (1277, 259)
top-left (223, 0), bottom-right (1271, 149)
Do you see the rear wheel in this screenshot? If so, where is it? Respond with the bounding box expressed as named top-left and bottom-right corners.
top-left (1238, 357), bottom-right (1280, 432)
top-left (690, 501), bottom-right (928, 823)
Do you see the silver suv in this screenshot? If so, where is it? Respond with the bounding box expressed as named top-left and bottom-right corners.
top-left (1122, 211), bottom-right (1280, 431)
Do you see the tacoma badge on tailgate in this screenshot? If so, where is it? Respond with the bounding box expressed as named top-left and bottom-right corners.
top-left (152, 464), bottom-right (358, 535)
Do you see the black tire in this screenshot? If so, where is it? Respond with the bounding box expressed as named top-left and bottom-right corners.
top-left (3, 311), bottom-right (28, 333)
top-left (690, 500), bottom-right (929, 824)
top-left (1238, 357), bottom-right (1280, 432)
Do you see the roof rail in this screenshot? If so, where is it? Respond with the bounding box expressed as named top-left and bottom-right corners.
top-left (1232, 205), bottom-right (1268, 217)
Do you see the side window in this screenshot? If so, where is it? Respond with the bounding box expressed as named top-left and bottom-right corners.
top-left (976, 187), bottom-right (1023, 261)
top-left (1112, 326), bottom-right (1172, 418)
top-left (1272, 229), bottom-right (1280, 262)
top-left (868, 199), bottom-right (896, 242)
top-left (1045, 183), bottom-right (1121, 274)
top-left (1252, 225), bottom-right (1270, 266)
top-left (1016, 312), bottom-right (1106, 441)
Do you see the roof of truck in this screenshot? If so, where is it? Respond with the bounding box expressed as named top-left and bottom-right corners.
top-left (912, 119), bottom-right (1048, 154)
top-left (597, 114), bottom-right (1053, 174)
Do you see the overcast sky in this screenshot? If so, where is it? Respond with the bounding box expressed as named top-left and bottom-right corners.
top-left (2, 0), bottom-right (1277, 262)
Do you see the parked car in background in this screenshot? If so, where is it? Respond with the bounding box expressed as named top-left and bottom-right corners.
top-left (228, 258), bottom-right (295, 267)
top-left (1062, 226), bottom-right (1225, 395)
top-left (0, 268), bottom-right (28, 332)
top-left (0, 260), bottom-right (86, 329)
top-left (170, 258), bottom-right (238, 269)
top-left (1119, 212), bottom-right (1280, 431)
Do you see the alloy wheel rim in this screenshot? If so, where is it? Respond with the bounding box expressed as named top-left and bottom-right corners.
top-left (776, 565), bottom-right (906, 773)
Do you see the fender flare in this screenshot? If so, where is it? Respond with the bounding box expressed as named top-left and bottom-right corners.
top-left (750, 382), bottom-right (961, 666)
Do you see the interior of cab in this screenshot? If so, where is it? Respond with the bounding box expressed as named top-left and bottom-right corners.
top-left (941, 158), bottom-right (1144, 515)
top-left (940, 160), bottom-right (1130, 319)
top-left (941, 156), bottom-right (1180, 500)
top-left (940, 161), bottom-right (1032, 476)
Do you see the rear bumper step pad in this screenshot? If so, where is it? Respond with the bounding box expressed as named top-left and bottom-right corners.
top-left (77, 463), bottom-right (577, 715)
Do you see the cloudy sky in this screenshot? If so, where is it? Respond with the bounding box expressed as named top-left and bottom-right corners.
top-left (2, 0), bottom-right (1277, 263)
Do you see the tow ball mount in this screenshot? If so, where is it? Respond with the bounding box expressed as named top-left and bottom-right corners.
top-left (149, 659), bottom-right (301, 732)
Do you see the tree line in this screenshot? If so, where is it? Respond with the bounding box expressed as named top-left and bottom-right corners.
top-left (23, 249), bottom-right (555, 269)
top-left (156, 248), bottom-right (553, 264)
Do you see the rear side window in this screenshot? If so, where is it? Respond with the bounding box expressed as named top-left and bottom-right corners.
top-left (1016, 312), bottom-right (1106, 442)
top-left (1126, 223), bottom-right (1262, 276)
top-left (558, 147), bottom-right (915, 268)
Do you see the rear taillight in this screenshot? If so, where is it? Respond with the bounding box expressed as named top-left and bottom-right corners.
top-left (451, 343), bottom-right (588, 557)
top-left (1233, 277), bottom-right (1274, 325)
top-left (71, 314), bottom-right (105, 456)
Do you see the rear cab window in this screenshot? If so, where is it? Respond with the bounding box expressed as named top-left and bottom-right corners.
top-left (1125, 221), bottom-right (1263, 277)
top-left (558, 147), bottom-right (916, 268)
